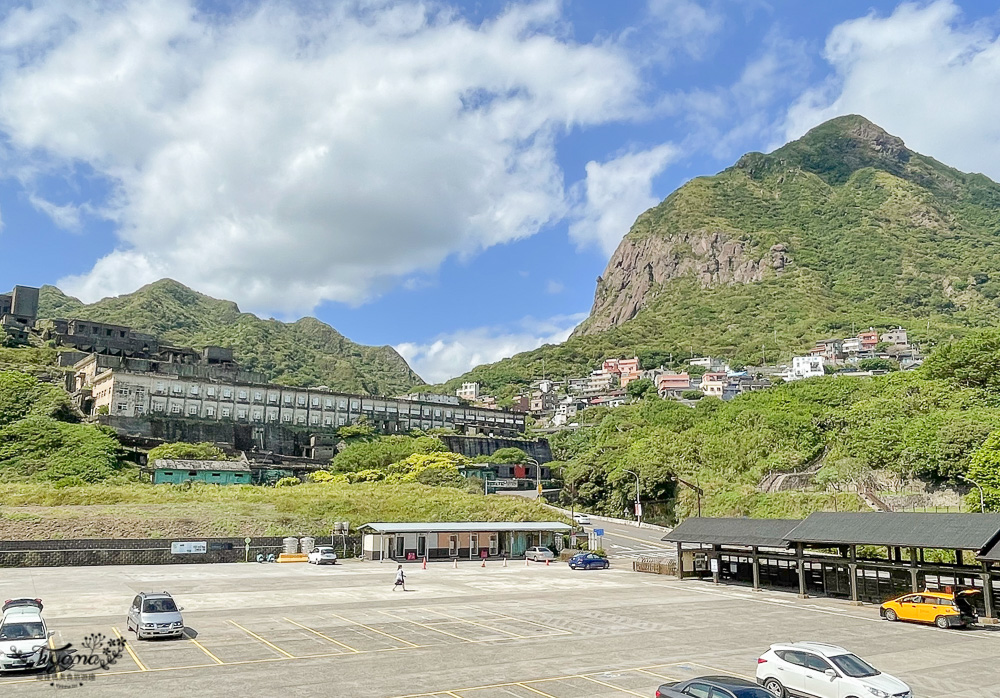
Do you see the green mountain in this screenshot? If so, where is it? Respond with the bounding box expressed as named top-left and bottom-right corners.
top-left (38, 280), bottom-right (423, 395)
top-left (441, 115), bottom-right (1000, 397)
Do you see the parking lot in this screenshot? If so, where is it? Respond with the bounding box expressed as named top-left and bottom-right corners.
top-left (2, 559), bottom-right (999, 697)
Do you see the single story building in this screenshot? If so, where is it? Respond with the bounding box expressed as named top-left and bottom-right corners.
top-left (360, 521), bottom-right (571, 561)
top-left (149, 459), bottom-right (251, 485)
top-left (663, 512), bottom-right (1000, 620)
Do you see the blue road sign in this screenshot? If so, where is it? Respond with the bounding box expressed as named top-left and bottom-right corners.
top-left (594, 528), bottom-right (604, 536)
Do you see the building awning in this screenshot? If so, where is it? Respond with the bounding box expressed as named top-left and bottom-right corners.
top-left (785, 512), bottom-right (1000, 552)
top-left (360, 522), bottom-right (571, 534)
top-left (661, 518), bottom-right (801, 548)
top-left (151, 459), bottom-right (250, 472)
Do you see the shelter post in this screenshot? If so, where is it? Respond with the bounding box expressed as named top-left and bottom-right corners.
top-left (796, 543), bottom-right (807, 598)
top-left (848, 545), bottom-right (860, 605)
top-left (909, 547), bottom-right (919, 592)
top-left (982, 563), bottom-right (997, 623)
top-left (675, 542), bottom-right (684, 580)
top-left (751, 546), bottom-right (761, 592)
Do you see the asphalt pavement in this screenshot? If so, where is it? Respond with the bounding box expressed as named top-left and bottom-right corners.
top-left (575, 518), bottom-right (677, 561)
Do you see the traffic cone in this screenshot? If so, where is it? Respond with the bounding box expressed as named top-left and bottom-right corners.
top-left (481, 558), bottom-right (486, 568)
top-left (422, 557), bottom-right (427, 570)
top-left (545, 559), bottom-right (550, 566)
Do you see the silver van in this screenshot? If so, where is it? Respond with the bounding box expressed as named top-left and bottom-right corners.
top-left (127, 592), bottom-right (184, 640)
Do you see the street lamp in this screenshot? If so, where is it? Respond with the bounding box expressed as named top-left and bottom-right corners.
top-left (623, 469), bottom-right (641, 526)
top-left (960, 475), bottom-right (986, 513)
top-left (671, 475), bottom-right (704, 518)
top-left (525, 456), bottom-right (541, 497)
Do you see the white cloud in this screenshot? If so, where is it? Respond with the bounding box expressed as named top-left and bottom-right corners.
top-left (395, 312), bottom-right (586, 384)
top-left (644, 0), bottom-right (724, 61)
top-left (784, 0), bottom-right (1000, 179)
top-left (545, 279), bottom-right (564, 294)
top-left (568, 143), bottom-right (679, 255)
top-left (27, 194), bottom-right (81, 232)
top-left (0, 1), bottom-right (644, 314)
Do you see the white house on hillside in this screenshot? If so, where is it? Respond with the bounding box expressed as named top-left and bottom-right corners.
top-left (786, 356), bottom-right (825, 381)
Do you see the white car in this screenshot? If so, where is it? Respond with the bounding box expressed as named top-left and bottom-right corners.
top-left (573, 513), bottom-right (591, 526)
top-left (756, 642), bottom-right (911, 698)
top-left (307, 546), bottom-right (338, 565)
top-left (0, 599), bottom-right (50, 672)
top-left (524, 546), bottom-right (556, 562)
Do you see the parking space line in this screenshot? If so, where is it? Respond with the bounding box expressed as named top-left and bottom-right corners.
top-left (516, 682), bottom-right (561, 697)
top-left (328, 612), bottom-right (422, 648)
top-left (467, 607), bottom-right (573, 636)
top-left (421, 608), bottom-right (524, 638)
top-left (182, 630), bottom-right (224, 665)
top-left (283, 617), bottom-right (360, 653)
top-left (377, 610), bottom-right (480, 643)
top-left (634, 668), bottom-right (679, 681)
top-left (578, 675), bottom-right (647, 697)
top-left (688, 661), bottom-right (754, 680)
top-left (227, 620), bottom-right (295, 658)
top-left (111, 626), bottom-right (147, 671)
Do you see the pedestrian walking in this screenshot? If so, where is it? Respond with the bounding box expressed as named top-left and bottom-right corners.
top-left (392, 564), bottom-right (406, 591)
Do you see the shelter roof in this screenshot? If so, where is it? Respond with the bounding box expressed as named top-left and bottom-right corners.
top-left (661, 518), bottom-right (800, 548)
top-left (785, 512), bottom-right (1000, 551)
top-left (360, 522), bottom-right (571, 534)
top-left (151, 459), bottom-right (250, 472)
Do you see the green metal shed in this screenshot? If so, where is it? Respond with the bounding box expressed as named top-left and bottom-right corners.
top-left (150, 459), bottom-right (251, 485)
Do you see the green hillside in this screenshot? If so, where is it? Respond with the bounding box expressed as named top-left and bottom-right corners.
top-left (440, 115), bottom-right (1000, 397)
top-left (38, 280), bottom-right (423, 395)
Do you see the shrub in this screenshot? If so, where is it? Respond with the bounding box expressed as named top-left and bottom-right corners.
top-left (680, 390), bottom-right (703, 400)
top-left (307, 470), bottom-right (336, 483)
top-left (147, 442), bottom-right (227, 462)
top-left (274, 477), bottom-right (300, 487)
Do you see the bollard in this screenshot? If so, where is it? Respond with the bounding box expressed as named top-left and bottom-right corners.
top-left (525, 557), bottom-right (529, 566)
top-left (422, 557), bottom-right (427, 570)
top-left (453, 558), bottom-right (458, 569)
top-left (502, 557), bottom-right (507, 568)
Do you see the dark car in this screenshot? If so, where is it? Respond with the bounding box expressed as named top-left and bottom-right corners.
top-left (656, 676), bottom-right (774, 698)
top-left (568, 552), bottom-right (609, 570)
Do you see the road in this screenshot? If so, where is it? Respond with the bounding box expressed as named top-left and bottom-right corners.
top-left (576, 518), bottom-right (677, 561)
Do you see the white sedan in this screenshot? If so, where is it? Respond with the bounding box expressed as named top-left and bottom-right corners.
top-left (307, 547), bottom-right (338, 565)
top-left (573, 513), bottom-right (591, 525)
top-left (525, 546), bottom-right (556, 562)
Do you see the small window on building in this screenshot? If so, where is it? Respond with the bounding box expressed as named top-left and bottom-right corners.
top-left (297, 396), bottom-right (306, 406)
top-left (188, 471), bottom-right (197, 477)
top-left (222, 407), bottom-right (231, 417)
top-left (268, 394), bottom-right (278, 403)
top-left (190, 386), bottom-right (199, 395)
top-left (254, 391), bottom-right (263, 402)
top-left (237, 409), bottom-right (247, 419)
top-left (350, 400), bottom-right (360, 410)
top-left (282, 413), bottom-right (292, 422)
top-left (296, 416), bottom-right (305, 424)
top-left (155, 382), bottom-right (165, 393)
top-left (310, 415), bottom-right (320, 425)
top-left (171, 405), bottom-right (181, 414)
top-left (324, 399), bottom-right (333, 409)
top-left (338, 399), bottom-right (347, 409)
top-left (163, 471), bottom-right (173, 476)
top-left (311, 397), bottom-right (320, 407)
top-left (252, 411), bottom-right (262, 421)
top-left (283, 395), bottom-right (292, 404)
top-left (337, 417), bottom-right (346, 426)
top-left (119, 331), bottom-right (126, 338)
top-left (188, 406), bottom-right (198, 415)
top-left (211, 473), bottom-right (221, 477)
top-left (206, 386), bottom-right (216, 397)
top-left (172, 384), bottom-right (183, 394)
top-left (324, 417), bottom-right (333, 427)
top-left (238, 390), bottom-right (248, 401)
top-left (206, 407), bottom-right (216, 417)
top-left (223, 388), bottom-right (232, 399)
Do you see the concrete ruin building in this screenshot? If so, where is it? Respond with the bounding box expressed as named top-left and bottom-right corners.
top-left (0, 285), bottom-right (39, 344)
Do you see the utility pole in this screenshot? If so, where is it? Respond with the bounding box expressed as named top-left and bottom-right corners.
top-left (671, 475), bottom-right (704, 518)
top-left (624, 469), bottom-right (641, 526)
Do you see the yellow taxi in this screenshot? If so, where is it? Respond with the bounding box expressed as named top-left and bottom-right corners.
top-left (880, 589), bottom-right (980, 628)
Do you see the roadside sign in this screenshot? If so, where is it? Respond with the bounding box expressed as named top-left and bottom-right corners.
top-left (244, 537), bottom-right (252, 544)
top-left (171, 541), bottom-right (207, 554)
top-left (710, 558), bottom-right (719, 574)
top-left (593, 528), bottom-right (604, 537)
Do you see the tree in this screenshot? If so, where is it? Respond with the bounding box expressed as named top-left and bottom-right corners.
top-left (680, 390), bottom-right (704, 401)
top-left (857, 358), bottom-right (898, 372)
top-left (626, 377), bottom-right (656, 400)
top-left (476, 447), bottom-right (529, 464)
top-left (147, 442), bottom-right (227, 462)
top-left (0, 416), bottom-right (126, 482)
top-left (966, 431), bottom-right (1000, 511)
top-left (332, 435), bottom-right (444, 472)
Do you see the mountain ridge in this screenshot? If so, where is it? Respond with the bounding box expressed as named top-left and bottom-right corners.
top-left (38, 280), bottom-right (424, 395)
top-left (438, 114), bottom-right (1000, 398)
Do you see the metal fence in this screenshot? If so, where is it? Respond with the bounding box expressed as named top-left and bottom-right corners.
top-left (633, 557), bottom-right (677, 576)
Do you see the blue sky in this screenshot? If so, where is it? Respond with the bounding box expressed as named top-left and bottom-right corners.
top-left (2, 0), bottom-right (1000, 383)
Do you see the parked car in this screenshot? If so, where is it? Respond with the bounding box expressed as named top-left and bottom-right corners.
top-left (756, 642), bottom-right (911, 698)
top-left (568, 552), bottom-right (609, 570)
top-left (881, 589), bottom-right (979, 628)
top-left (525, 546), bottom-right (555, 562)
top-left (657, 675), bottom-right (774, 698)
top-left (307, 546), bottom-right (338, 565)
top-left (0, 599), bottom-right (49, 672)
top-left (127, 592), bottom-right (185, 640)
top-left (573, 513), bottom-right (591, 526)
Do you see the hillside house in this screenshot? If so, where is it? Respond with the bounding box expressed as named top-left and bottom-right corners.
top-left (456, 382), bottom-right (480, 401)
top-left (881, 327), bottom-right (908, 346)
top-left (809, 338), bottom-right (844, 362)
top-left (787, 356), bottom-right (825, 381)
top-left (658, 373), bottom-right (691, 397)
top-left (858, 328), bottom-right (879, 351)
top-left (700, 372), bottom-right (728, 398)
